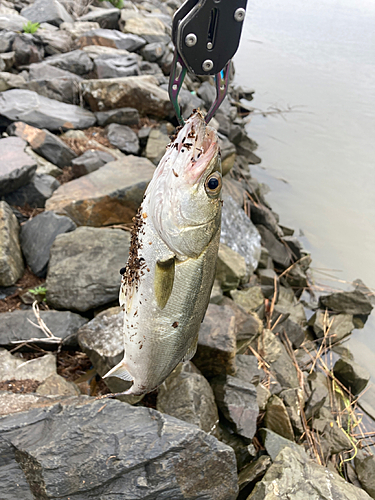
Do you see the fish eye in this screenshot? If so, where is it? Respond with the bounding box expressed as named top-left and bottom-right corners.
top-left (204, 172), bottom-right (222, 198)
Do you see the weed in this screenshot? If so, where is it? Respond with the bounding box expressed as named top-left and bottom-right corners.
top-left (23, 20), bottom-right (40, 34)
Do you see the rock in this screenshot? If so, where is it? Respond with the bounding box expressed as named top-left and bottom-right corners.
top-left (27, 147), bottom-right (63, 177)
top-left (259, 428), bottom-right (302, 461)
top-left (105, 123), bottom-right (140, 154)
top-left (94, 54), bottom-right (140, 79)
top-left (273, 316), bottom-right (306, 349)
top-left (0, 71), bottom-right (26, 92)
top-left (231, 287), bottom-right (264, 313)
top-left (44, 49), bottom-right (93, 75)
top-left (250, 446), bottom-right (372, 500)
top-left (0, 397), bottom-right (239, 500)
top-left (4, 173), bottom-right (60, 208)
top-left (304, 371), bottom-right (329, 420)
top-left (0, 136), bottom-right (37, 196)
top-left (236, 135), bottom-right (260, 163)
top-left (193, 304), bottom-right (237, 378)
top-left (71, 149), bottom-right (115, 177)
top-left (77, 28), bottom-right (146, 52)
top-left (256, 329), bottom-right (299, 389)
top-left (26, 66), bottom-right (82, 104)
top-left (0, 89), bottom-right (96, 131)
top-left (95, 107), bottom-right (140, 127)
top-left (197, 80), bottom-right (216, 109)
top-left (0, 310), bottom-right (88, 348)
top-left (319, 290), bottom-right (373, 316)
top-left (78, 7), bottom-right (120, 29)
top-left (249, 201), bottom-right (283, 238)
top-left (0, 51), bottom-right (15, 72)
top-left (0, 349), bottom-right (56, 382)
top-left (46, 156), bottom-right (154, 226)
top-left (0, 30), bottom-right (16, 53)
top-left (36, 373), bottom-right (80, 396)
top-left (120, 10), bottom-right (168, 43)
top-left (0, 15), bottom-right (28, 32)
top-left (60, 20), bottom-right (100, 38)
top-left (308, 310), bottom-right (355, 342)
top-left (21, 0), bottom-right (73, 27)
top-left (145, 125), bottom-right (170, 165)
top-left (177, 87), bottom-right (205, 122)
top-left (238, 455), bottom-right (272, 494)
top-left (157, 361), bottom-right (220, 437)
top-left (256, 224), bottom-right (292, 269)
top-left (218, 134), bottom-right (237, 175)
top-left (81, 75), bottom-right (173, 118)
top-left (221, 194), bottom-right (261, 275)
top-left (36, 28), bottom-right (72, 55)
top-left (216, 243), bottom-right (248, 291)
top-left (265, 395), bottom-right (294, 441)
top-left (81, 44), bottom-right (131, 61)
top-left (353, 279), bottom-right (375, 305)
top-left (257, 246), bottom-right (273, 270)
top-left (274, 286), bottom-right (306, 326)
top-left (257, 383), bottom-right (271, 411)
top-left (333, 357), bottom-right (370, 395)
top-left (141, 42), bottom-right (165, 62)
top-left (312, 407), bottom-right (353, 456)
top-left (211, 375), bottom-right (259, 439)
top-left (20, 211), bottom-right (76, 277)
top-left (279, 388), bottom-right (304, 435)
top-left (355, 454), bottom-right (375, 498)
top-left (0, 201), bottom-right (24, 287)
top-left (12, 33), bottom-right (44, 67)
top-left (235, 354), bottom-right (262, 386)
top-left (46, 227), bottom-right (130, 312)
top-left (257, 268), bottom-right (277, 286)
top-left (7, 121), bottom-right (77, 168)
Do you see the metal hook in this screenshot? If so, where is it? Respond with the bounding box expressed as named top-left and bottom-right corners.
top-left (168, 50), bottom-right (188, 126)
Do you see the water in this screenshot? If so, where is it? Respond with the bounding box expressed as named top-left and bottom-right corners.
top-left (233, 0), bottom-right (375, 389)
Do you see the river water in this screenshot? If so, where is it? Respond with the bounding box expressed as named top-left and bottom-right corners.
top-left (233, 0), bottom-right (375, 405)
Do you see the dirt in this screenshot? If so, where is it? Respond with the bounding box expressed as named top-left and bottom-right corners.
top-left (56, 166), bottom-right (75, 185)
top-left (0, 379), bottom-right (40, 393)
top-left (0, 267), bottom-right (45, 314)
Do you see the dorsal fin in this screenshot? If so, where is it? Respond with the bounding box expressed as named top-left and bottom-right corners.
top-left (154, 256), bottom-right (175, 309)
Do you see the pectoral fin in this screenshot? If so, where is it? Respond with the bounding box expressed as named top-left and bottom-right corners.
top-left (103, 360), bottom-right (133, 382)
top-left (154, 256), bottom-right (175, 309)
top-left (182, 333), bottom-right (199, 362)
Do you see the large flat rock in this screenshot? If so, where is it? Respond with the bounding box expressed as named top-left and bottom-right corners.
top-left (46, 227), bottom-right (130, 312)
top-left (21, 0), bottom-right (73, 26)
top-left (0, 89), bottom-right (96, 131)
top-left (0, 201), bottom-right (24, 287)
top-left (0, 136), bottom-right (37, 196)
top-left (80, 75), bottom-right (173, 117)
top-left (45, 156), bottom-right (155, 226)
top-left (0, 397), bottom-right (239, 500)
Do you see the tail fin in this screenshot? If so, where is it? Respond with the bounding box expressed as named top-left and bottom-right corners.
top-left (103, 360), bottom-right (133, 382)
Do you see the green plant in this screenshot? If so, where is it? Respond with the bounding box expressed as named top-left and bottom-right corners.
top-left (28, 285), bottom-right (47, 302)
top-left (98, 0), bottom-right (123, 9)
top-left (23, 20), bottom-right (40, 34)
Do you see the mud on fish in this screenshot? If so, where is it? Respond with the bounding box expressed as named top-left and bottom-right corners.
top-left (104, 111), bottom-right (222, 395)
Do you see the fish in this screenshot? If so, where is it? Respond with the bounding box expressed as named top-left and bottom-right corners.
top-left (103, 111), bottom-right (222, 395)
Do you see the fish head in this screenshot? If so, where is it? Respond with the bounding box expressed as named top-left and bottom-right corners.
top-left (147, 111), bottom-right (222, 259)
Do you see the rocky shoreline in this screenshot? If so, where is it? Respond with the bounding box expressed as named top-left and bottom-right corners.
top-left (0, 0), bottom-right (375, 499)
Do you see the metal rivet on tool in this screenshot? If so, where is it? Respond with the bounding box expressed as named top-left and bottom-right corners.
top-left (185, 33), bottom-right (197, 47)
top-left (202, 59), bottom-right (214, 72)
top-left (207, 42), bottom-right (213, 50)
top-left (234, 8), bottom-right (245, 22)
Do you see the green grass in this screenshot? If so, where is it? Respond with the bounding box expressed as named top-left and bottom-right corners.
top-left (23, 20), bottom-right (40, 34)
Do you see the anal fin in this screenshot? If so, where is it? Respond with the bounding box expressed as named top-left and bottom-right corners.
top-left (182, 333), bottom-right (199, 362)
top-left (103, 360), bottom-right (133, 382)
top-left (155, 256), bottom-right (175, 309)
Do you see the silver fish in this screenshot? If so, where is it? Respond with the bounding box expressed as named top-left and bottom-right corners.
top-left (104, 111), bottom-right (222, 395)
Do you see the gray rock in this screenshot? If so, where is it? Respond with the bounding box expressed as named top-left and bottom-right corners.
top-left (139, 60), bottom-right (165, 82)
top-left (4, 173), bottom-right (60, 208)
top-left (312, 407), bottom-right (353, 457)
top-left (355, 454), bottom-right (375, 498)
top-left (25, 70), bottom-right (82, 104)
top-left (94, 54), bottom-right (140, 79)
top-left (231, 286), bottom-right (264, 314)
top-left (0, 349), bottom-right (56, 382)
top-left (214, 111), bottom-right (231, 136)
top-left (218, 134), bottom-right (237, 175)
top-left (333, 357), bottom-right (370, 395)
top-left (274, 286), bottom-right (307, 326)
top-left (0, 30), bottom-right (16, 53)
top-left (235, 354), bottom-right (262, 386)
top-left (95, 107), bottom-right (140, 127)
top-left (46, 227), bottom-right (130, 312)
top-left (0, 397), bottom-right (239, 500)
top-left (0, 310), bottom-right (88, 348)
top-left (265, 395), bottom-right (294, 441)
top-left (249, 446), bottom-right (372, 500)
top-left (60, 20), bottom-right (100, 39)
top-left (273, 316), bottom-right (306, 349)
top-left (0, 89), bottom-right (96, 131)
top-left (0, 71), bottom-right (26, 92)
top-left (259, 428), bottom-right (303, 461)
top-left (0, 15), bottom-right (28, 32)
top-left (216, 243), bottom-right (248, 291)
top-left (256, 224), bottom-right (292, 269)
top-left (105, 122), bottom-right (140, 154)
top-left (44, 49), bottom-right (93, 75)
top-left (279, 388), bottom-right (304, 435)
top-left (221, 194), bottom-right (261, 275)
top-left (257, 383), bottom-right (271, 411)
top-left (36, 28), bottom-right (72, 55)
top-left (197, 80), bottom-right (216, 109)
top-left (12, 33), bottom-right (44, 68)
top-left (0, 51), bottom-right (15, 72)
top-left (141, 42), bottom-right (165, 62)
top-left (308, 310), bottom-right (355, 342)
top-left (78, 7), bottom-right (120, 29)
top-left (7, 121), bottom-right (77, 168)
top-left (77, 28), bottom-right (146, 52)
top-left (305, 371), bottom-right (329, 420)
top-left (249, 201), bottom-right (283, 238)
top-left (36, 373), bottom-right (80, 396)
top-left (21, 0), bottom-right (73, 27)
top-left (145, 125), bottom-right (170, 165)
top-left (238, 455), bottom-right (272, 494)
top-left (0, 136), bottom-right (37, 196)
top-left (157, 361), bottom-right (220, 437)
top-left (353, 279), bottom-right (375, 305)
top-left (177, 87), bottom-right (205, 121)
top-left (0, 201), bottom-right (24, 287)
top-left (20, 211), bottom-right (76, 277)
top-left (119, 10), bottom-right (168, 43)
top-left (319, 289), bottom-right (373, 316)
top-left (236, 135), bottom-right (260, 163)
top-left (211, 375), bottom-right (259, 439)
top-left (81, 75), bottom-right (173, 118)
top-left (71, 149), bottom-right (115, 177)
top-left (193, 304), bottom-right (237, 379)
